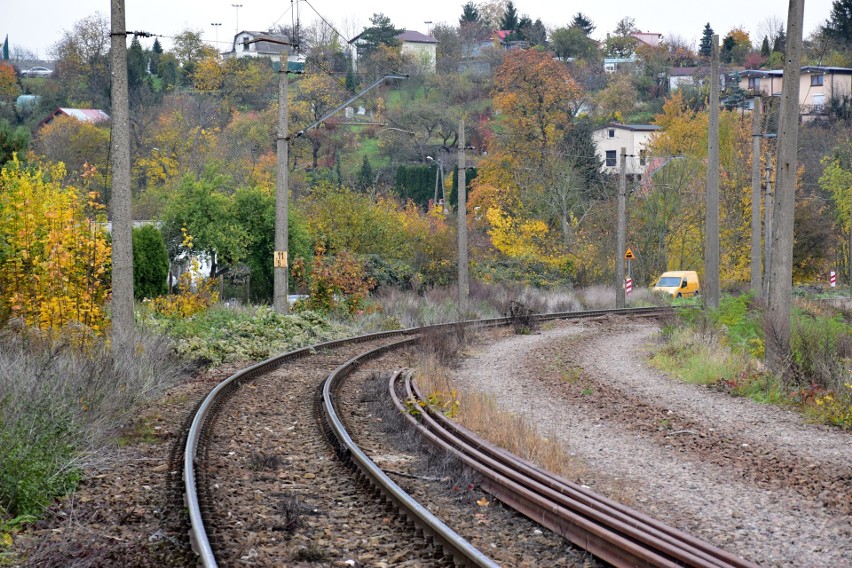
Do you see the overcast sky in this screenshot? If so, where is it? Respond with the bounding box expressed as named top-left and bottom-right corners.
top-left (4, 0), bottom-right (837, 59)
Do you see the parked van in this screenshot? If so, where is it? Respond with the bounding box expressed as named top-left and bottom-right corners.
top-left (652, 271), bottom-right (700, 298)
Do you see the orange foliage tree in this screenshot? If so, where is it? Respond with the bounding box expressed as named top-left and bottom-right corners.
top-left (0, 158), bottom-right (110, 333)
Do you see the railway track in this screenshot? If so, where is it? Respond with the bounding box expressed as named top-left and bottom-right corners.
top-left (393, 372), bottom-right (761, 568)
top-left (186, 306), bottom-right (745, 567)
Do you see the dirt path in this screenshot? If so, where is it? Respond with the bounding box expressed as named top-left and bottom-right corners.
top-left (452, 316), bottom-right (851, 568)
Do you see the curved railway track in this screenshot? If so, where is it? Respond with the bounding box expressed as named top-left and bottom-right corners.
top-left (185, 306), bottom-right (743, 567)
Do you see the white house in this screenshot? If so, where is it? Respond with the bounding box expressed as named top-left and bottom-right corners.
top-left (349, 30), bottom-right (438, 73)
top-left (224, 31), bottom-right (290, 62)
top-left (592, 123), bottom-right (661, 176)
top-left (398, 30), bottom-right (439, 73)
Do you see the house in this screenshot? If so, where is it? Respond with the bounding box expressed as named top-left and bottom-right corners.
top-left (397, 30), bottom-right (438, 73)
top-left (39, 108), bottom-right (110, 128)
top-left (735, 66), bottom-right (852, 119)
top-left (604, 57), bottom-right (637, 74)
top-left (493, 30), bottom-right (529, 50)
top-left (669, 65), bottom-right (729, 93)
top-left (592, 123), bottom-right (661, 176)
top-left (800, 66), bottom-right (852, 117)
top-left (348, 30), bottom-right (439, 73)
top-left (224, 31), bottom-right (290, 62)
top-left (630, 32), bottom-right (663, 48)
top-left (736, 69), bottom-right (784, 97)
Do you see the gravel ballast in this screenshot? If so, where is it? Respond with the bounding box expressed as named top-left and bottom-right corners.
top-left (451, 316), bottom-right (851, 568)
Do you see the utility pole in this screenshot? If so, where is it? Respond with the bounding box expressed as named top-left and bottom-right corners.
top-left (110, 0), bottom-right (133, 354)
top-left (616, 147), bottom-right (627, 309)
top-left (273, 61), bottom-right (290, 314)
top-left (766, 0), bottom-right (805, 375)
top-left (750, 96), bottom-right (763, 295)
top-left (763, 148), bottom-right (774, 301)
top-left (705, 34), bottom-right (721, 309)
top-left (457, 118), bottom-right (469, 317)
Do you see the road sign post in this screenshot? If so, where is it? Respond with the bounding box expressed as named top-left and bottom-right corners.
top-left (830, 270), bottom-right (836, 288)
top-left (625, 277), bottom-right (633, 298)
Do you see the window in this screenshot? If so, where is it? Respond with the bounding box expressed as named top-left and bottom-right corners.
top-left (608, 129), bottom-right (615, 138)
top-left (639, 150), bottom-right (647, 166)
top-left (748, 77), bottom-right (760, 89)
top-left (811, 74), bottom-right (824, 86)
top-left (242, 37), bottom-right (250, 51)
top-left (605, 150), bottom-right (617, 167)
top-left (813, 93), bottom-right (825, 112)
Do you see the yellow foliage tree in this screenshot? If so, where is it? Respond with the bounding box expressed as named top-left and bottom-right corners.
top-left (0, 158), bottom-right (110, 334)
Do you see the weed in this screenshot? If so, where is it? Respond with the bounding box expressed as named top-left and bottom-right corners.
top-left (581, 387), bottom-right (593, 396)
top-left (249, 452), bottom-right (282, 472)
top-left (508, 301), bottom-right (536, 335)
top-left (291, 544), bottom-right (326, 561)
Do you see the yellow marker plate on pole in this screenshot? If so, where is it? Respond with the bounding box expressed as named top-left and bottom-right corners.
top-left (274, 251), bottom-right (288, 268)
top-left (625, 248), bottom-right (635, 260)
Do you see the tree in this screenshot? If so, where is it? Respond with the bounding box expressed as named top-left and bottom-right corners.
top-left (0, 119), bottom-right (29, 166)
top-left (460, 2), bottom-right (480, 24)
top-left (160, 172), bottom-right (247, 277)
top-left (357, 155), bottom-right (373, 190)
top-left (699, 23), bottom-right (715, 57)
top-left (571, 13), bottom-right (596, 36)
top-left (50, 14), bottom-right (111, 107)
top-left (127, 36), bottom-right (147, 89)
top-left (132, 225), bottom-right (169, 299)
top-left (172, 29), bottom-right (216, 80)
top-left (551, 27), bottom-right (598, 61)
top-left (615, 16), bottom-right (638, 37)
top-left (150, 37), bottom-right (163, 75)
top-left (824, 0), bottom-right (852, 43)
top-left (34, 115), bottom-right (111, 201)
top-left (0, 62), bottom-right (19, 100)
top-left (761, 36), bottom-right (771, 57)
top-left (492, 49), bottom-right (583, 165)
top-left (520, 19), bottom-right (547, 46)
top-left (356, 13), bottom-right (402, 60)
top-left (0, 158), bottom-right (110, 332)
top-left (500, 1), bottom-right (520, 32)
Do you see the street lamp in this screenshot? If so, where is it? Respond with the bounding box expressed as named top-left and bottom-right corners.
top-left (426, 155), bottom-right (446, 211)
top-left (232, 4), bottom-right (243, 34)
top-left (210, 23), bottom-right (222, 54)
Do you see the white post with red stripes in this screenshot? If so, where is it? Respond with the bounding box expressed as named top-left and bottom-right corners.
top-left (830, 270), bottom-right (836, 288)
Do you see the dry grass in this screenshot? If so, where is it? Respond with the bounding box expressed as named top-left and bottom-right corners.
top-left (413, 352), bottom-right (588, 484)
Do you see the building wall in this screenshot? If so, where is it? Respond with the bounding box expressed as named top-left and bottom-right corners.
top-left (593, 127), bottom-right (658, 176)
top-left (401, 42), bottom-right (437, 73)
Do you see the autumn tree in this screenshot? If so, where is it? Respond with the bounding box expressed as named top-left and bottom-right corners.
top-left (0, 158), bottom-right (110, 333)
top-left (291, 72), bottom-right (347, 169)
top-left (721, 27), bottom-right (752, 65)
top-left (34, 115), bottom-right (111, 201)
top-left (605, 17), bottom-right (639, 58)
top-left (492, 50), bottom-right (582, 165)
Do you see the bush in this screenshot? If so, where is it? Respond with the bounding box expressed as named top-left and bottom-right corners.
top-left (132, 225), bottom-right (169, 300)
top-left (142, 304), bottom-right (351, 366)
top-left (0, 324), bottom-right (185, 523)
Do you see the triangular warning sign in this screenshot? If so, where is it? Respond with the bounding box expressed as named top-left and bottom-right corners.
top-left (625, 248), bottom-right (635, 260)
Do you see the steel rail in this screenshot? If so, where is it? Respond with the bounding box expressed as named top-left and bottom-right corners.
top-left (393, 374), bottom-right (760, 568)
top-left (321, 339), bottom-right (500, 567)
top-left (184, 305), bottom-right (671, 566)
top-left (183, 329), bottom-right (411, 567)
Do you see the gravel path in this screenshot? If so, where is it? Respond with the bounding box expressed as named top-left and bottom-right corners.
top-left (452, 316), bottom-right (852, 568)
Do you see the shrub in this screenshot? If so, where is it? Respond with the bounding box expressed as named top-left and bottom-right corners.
top-left (132, 225), bottom-right (169, 300)
top-left (0, 159), bottom-right (110, 334)
top-left (0, 324), bottom-right (185, 523)
top-left (291, 244), bottom-right (376, 315)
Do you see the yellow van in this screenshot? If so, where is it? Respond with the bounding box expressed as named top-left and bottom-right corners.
top-left (652, 271), bottom-right (701, 298)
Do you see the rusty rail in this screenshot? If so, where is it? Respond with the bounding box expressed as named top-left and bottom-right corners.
top-left (392, 372), bottom-right (761, 568)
